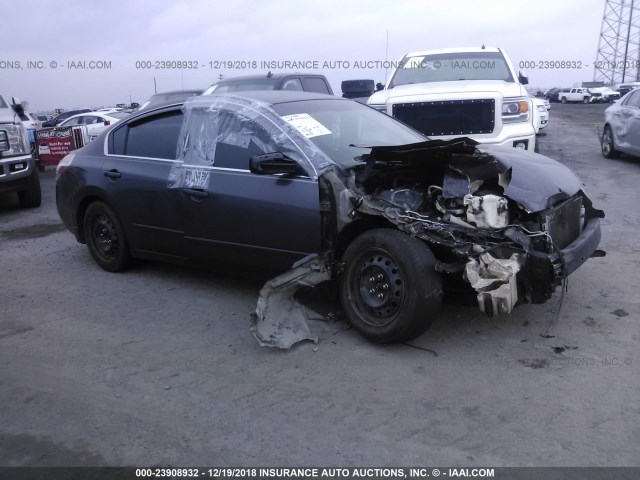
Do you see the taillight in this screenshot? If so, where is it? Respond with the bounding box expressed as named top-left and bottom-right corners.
top-left (104, 120), bottom-right (111, 126)
top-left (56, 152), bottom-right (76, 175)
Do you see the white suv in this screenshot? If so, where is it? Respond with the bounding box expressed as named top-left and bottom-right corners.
top-left (368, 47), bottom-right (536, 151)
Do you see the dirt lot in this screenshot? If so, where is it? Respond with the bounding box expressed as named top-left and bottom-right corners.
top-left (0, 103), bottom-right (638, 467)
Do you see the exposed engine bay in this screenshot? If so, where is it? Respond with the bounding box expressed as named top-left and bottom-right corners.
top-left (325, 138), bottom-right (605, 315)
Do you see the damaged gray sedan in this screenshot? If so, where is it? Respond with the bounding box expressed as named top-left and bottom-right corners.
top-left (56, 91), bottom-right (604, 346)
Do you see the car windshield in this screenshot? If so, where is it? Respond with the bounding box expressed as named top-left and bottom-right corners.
top-left (272, 99), bottom-right (427, 168)
top-left (389, 51), bottom-right (513, 87)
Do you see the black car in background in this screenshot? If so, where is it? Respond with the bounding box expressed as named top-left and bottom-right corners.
top-left (545, 87), bottom-right (561, 102)
top-left (42, 108), bottom-right (93, 127)
top-left (56, 91), bottom-right (604, 344)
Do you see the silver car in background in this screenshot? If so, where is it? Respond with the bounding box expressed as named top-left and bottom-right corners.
top-left (602, 89), bottom-right (640, 158)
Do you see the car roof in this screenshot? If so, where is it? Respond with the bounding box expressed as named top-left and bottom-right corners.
top-left (207, 90), bottom-right (340, 105)
top-left (127, 91), bottom-right (347, 122)
top-left (214, 73), bottom-right (326, 84)
top-left (149, 89), bottom-right (203, 98)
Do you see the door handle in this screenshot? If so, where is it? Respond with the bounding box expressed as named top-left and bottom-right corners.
top-left (104, 169), bottom-right (121, 179)
top-left (181, 188), bottom-right (209, 198)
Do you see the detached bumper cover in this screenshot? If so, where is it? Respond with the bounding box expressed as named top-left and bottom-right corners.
top-left (551, 217), bottom-right (602, 277)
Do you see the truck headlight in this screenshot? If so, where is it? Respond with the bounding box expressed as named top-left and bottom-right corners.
top-left (0, 124), bottom-right (30, 157)
top-left (502, 97), bottom-right (529, 123)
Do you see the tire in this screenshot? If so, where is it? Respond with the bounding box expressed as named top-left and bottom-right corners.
top-left (560, 97), bottom-right (567, 104)
top-left (583, 97), bottom-right (590, 104)
top-left (17, 169), bottom-right (42, 208)
top-left (601, 125), bottom-right (620, 159)
top-left (83, 201), bottom-right (131, 272)
top-left (339, 228), bottom-right (442, 343)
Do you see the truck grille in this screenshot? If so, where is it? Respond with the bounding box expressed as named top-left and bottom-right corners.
top-left (544, 195), bottom-right (582, 250)
top-left (392, 99), bottom-right (495, 136)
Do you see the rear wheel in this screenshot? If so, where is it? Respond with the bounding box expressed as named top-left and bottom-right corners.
top-left (339, 229), bottom-right (442, 343)
top-left (561, 97), bottom-right (567, 104)
top-left (83, 201), bottom-right (130, 272)
top-left (601, 125), bottom-right (620, 159)
top-left (583, 97), bottom-right (590, 104)
top-left (17, 169), bottom-right (41, 208)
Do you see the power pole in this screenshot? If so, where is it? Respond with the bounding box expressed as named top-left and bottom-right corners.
top-left (594, 0), bottom-right (640, 85)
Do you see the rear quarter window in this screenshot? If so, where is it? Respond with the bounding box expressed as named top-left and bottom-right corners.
top-left (301, 77), bottom-right (331, 94)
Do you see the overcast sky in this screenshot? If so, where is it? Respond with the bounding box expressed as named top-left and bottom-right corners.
top-left (1, 0), bottom-right (607, 111)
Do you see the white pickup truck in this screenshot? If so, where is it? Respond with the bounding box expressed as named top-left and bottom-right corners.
top-left (367, 46), bottom-right (536, 151)
top-left (0, 94), bottom-right (41, 207)
top-left (558, 88), bottom-right (591, 104)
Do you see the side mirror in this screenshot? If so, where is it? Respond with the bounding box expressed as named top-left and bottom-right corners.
top-left (0, 130), bottom-right (10, 153)
top-left (249, 152), bottom-right (301, 175)
top-left (518, 71), bottom-right (529, 85)
top-left (376, 82), bottom-right (384, 91)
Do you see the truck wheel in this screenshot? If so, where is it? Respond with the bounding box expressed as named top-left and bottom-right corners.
top-left (17, 169), bottom-right (42, 208)
top-left (339, 228), bottom-right (442, 343)
top-left (602, 125), bottom-right (620, 159)
top-left (83, 201), bottom-right (131, 272)
top-left (561, 97), bottom-right (567, 104)
top-left (583, 97), bottom-right (590, 104)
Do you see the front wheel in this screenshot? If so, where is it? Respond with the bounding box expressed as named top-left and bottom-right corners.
top-left (601, 125), bottom-right (620, 159)
top-left (339, 229), bottom-right (442, 343)
top-left (83, 201), bottom-right (131, 272)
top-left (583, 97), bottom-right (590, 104)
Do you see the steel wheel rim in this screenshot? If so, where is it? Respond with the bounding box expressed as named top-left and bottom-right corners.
top-left (351, 249), bottom-right (405, 327)
top-left (91, 214), bottom-right (120, 261)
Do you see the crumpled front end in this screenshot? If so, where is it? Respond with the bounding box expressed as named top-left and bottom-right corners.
top-left (339, 138), bottom-right (605, 316)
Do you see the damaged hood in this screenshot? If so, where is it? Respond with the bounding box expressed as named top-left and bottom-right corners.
top-left (476, 145), bottom-right (582, 212)
top-left (364, 139), bottom-right (583, 213)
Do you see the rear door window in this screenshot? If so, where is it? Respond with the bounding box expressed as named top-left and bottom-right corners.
top-left (109, 110), bottom-right (183, 159)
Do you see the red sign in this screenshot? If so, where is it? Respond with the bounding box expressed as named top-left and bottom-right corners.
top-left (35, 127), bottom-right (85, 165)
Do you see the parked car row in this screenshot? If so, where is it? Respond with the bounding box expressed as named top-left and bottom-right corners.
top-left (545, 86), bottom-right (623, 103)
top-left (55, 111), bottom-right (130, 141)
